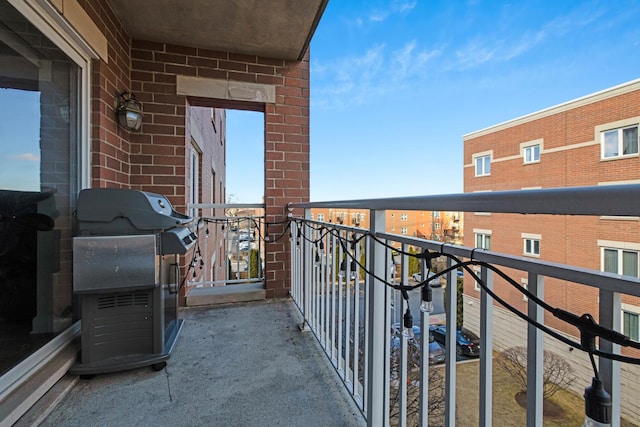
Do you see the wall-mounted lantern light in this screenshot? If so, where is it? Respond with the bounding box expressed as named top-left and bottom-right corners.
top-left (115, 91), bottom-right (143, 130)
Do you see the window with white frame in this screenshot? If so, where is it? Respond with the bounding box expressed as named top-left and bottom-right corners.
top-left (401, 213), bottom-right (407, 221)
top-left (474, 154), bottom-right (491, 176)
top-left (475, 232), bottom-right (491, 250)
top-left (473, 267), bottom-right (481, 291)
top-left (434, 223), bottom-right (441, 230)
top-left (623, 310), bottom-right (639, 342)
top-left (190, 143), bottom-right (200, 217)
top-left (601, 125), bottom-right (639, 159)
top-left (523, 144), bottom-right (540, 163)
top-left (401, 227), bottom-right (408, 235)
top-left (602, 247), bottom-right (639, 277)
top-left (521, 278), bottom-right (528, 302)
top-left (433, 211), bottom-right (440, 218)
top-left (317, 213), bottom-right (324, 221)
top-left (524, 238), bottom-right (540, 256)
top-left (522, 233), bottom-right (541, 257)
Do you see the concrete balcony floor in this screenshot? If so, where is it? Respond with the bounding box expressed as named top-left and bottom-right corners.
top-left (34, 299), bottom-right (365, 427)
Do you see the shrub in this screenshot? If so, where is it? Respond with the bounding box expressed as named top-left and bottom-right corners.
top-left (496, 346), bottom-right (575, 400)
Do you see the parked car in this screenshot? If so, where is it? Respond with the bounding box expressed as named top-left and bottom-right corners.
top-left (429, 325), bottom-right (480, 357)
top-left (411, 272), bottom-right (442, 287)
top-left (238, 232), bottom-right (254, 241)
top-left (238, 241), bottom-right (251, 251)
top-left (391, 324), bottom-right (445, 365)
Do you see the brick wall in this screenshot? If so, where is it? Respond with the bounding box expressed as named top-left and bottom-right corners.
top-left (83, 0), bottom-right (310, 298)
top-left (463, 88), bottom-right (640, 337)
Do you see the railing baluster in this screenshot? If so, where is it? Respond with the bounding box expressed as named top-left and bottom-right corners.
top-left (324, 232), bottom-right (331, 351)
top-left (398, 245), bottom-right (409, 427)
top-left (303, 210), bottom-right (312, 331)
top-left (398, 286), bottom-right (408, 427)
top-left (526, 273), bottom-right (544, 427)
top-left (479, 263), bottom-right (493, 427)
top-left (353, 235), bottom-right (361, 398)
top-left (599, 289), bottom-right (622, 427)
top-left (319, 230), bottom-right (325, 348)
top-left (337, 231), bottom-right (346, 380)
top-left (444, 256), bottom-right (457, 427)
top-left (330, 233), bottom-right (337, 365)
top-left (366, 209), bottom-right (387, 427)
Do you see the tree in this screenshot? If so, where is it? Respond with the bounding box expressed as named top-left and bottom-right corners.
top-left (249, 249), bottom-right (262, 279)
top-left (444, 277), bottom-right (465, 328)
top-left (496, 346), bottom-right (575, 400)
top-left (388, 338), bottom-right (445, 426)
top-left (408, 247), bottom-right (420, 277)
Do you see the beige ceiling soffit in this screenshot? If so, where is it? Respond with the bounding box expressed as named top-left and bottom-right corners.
top-left (48, 0), bottom-right (62, 11)
top-left (177, 76), bottom-right (275, 104)
top-left (59, 0), bottom-right (107, 61)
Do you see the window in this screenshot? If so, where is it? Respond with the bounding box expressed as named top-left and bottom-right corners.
top-left (434, 223), bottom-right (441, 230)
top-left (474, 155), bottom-right (491, 176)
top-left (401, 227), bottom-right (408, 235)
top-left (475, 233), bottom-right (491, 250)
top-left (317, 213), bottom-right (324, 221)
top-left (623, 311), bottom-right (639, 341)
top-left (622, 311), bottom-right (640, 341)
top-left (601, 125), bottom-right (639, 159)
top-left (603, 248), bottom-right (639, 277)
top-left (473, 267), bottom-right (481, 291)
top-left (523, 144), bottom-right (540, 163)
top-left (521, 279), bottom-right (528, 302)
top-left (400, 213), bottom-right (407, 221)
top-left (190, 144), bottom-right (201, 217)
top-left (524, 238), bottom-right (540, 256)
top-left (0, 0), bottom-right (88, 374)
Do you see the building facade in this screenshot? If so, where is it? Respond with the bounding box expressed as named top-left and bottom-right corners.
top-left (0, 0), bottom-right (324, 422)
top-left (311, 208), bottom-right (463, 245)
top-left (463, 79), bottom-right (640, 421)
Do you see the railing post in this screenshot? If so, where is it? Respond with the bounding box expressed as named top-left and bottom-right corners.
top-left (301, 208), bottom-right (312, 331)
top-left (444, 256), bottom-right (457, 427)
top-left (479, 264), bottom-right (493, 427)
top-left (366, 209), bottom-right (387, 427)
top-left (526, 273), bottom-right (544, 427)
top-left (599, 289), bottom-right (621, 427)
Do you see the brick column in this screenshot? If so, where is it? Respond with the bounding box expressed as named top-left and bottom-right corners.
top-left (264, 52), bottom-right (310, 298)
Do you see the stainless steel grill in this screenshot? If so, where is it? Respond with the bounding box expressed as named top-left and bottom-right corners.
top-left (70, 188), bottom-right (196, 375)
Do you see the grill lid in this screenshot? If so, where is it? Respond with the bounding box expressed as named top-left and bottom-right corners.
top-left (76, 188), bottom-right (193, 234)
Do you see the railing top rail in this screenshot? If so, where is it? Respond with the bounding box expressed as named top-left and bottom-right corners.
top-left (192, 215), bottom-right (266, 221)
top-left (189, 203), bottom-right (265, 209)
top-left (291, 184), bottom-right (640, 216)
top-left (376, 232), bottom-right (640, 297)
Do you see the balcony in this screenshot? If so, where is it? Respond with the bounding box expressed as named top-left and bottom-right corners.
top-left (26, 185), bottom-right (640, 426)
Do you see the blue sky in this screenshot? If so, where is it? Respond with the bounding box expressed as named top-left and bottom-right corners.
top-left (0, 89), bottom-right (41, 191)
top-left (227, 0), bottom-right (640, 202)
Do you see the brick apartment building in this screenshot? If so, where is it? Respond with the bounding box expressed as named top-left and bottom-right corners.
top-left (311, 208), bottom-right (463, 245)
top-left (0, 0), bottom-right (326, 422)
top-left (463, 78), bottom-right (640, 420)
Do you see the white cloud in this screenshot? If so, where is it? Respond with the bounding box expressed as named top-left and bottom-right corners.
top-left (312, 42), bottom-right (440, 109)
top-left (395, 0), bottom-right (417, 13)
top-left (365, 0), bottom-right (417, 24)
top-left (448, 3), bottom-right (606, 70)
top-left (9, 153), bottom-right (40, 161)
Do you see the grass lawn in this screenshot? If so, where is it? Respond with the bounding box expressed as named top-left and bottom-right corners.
top-left (452, 360), bottom-right (639, 426)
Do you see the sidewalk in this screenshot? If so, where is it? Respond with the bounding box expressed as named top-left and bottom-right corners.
top-left (33, 299), bottom-right (365, 427)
